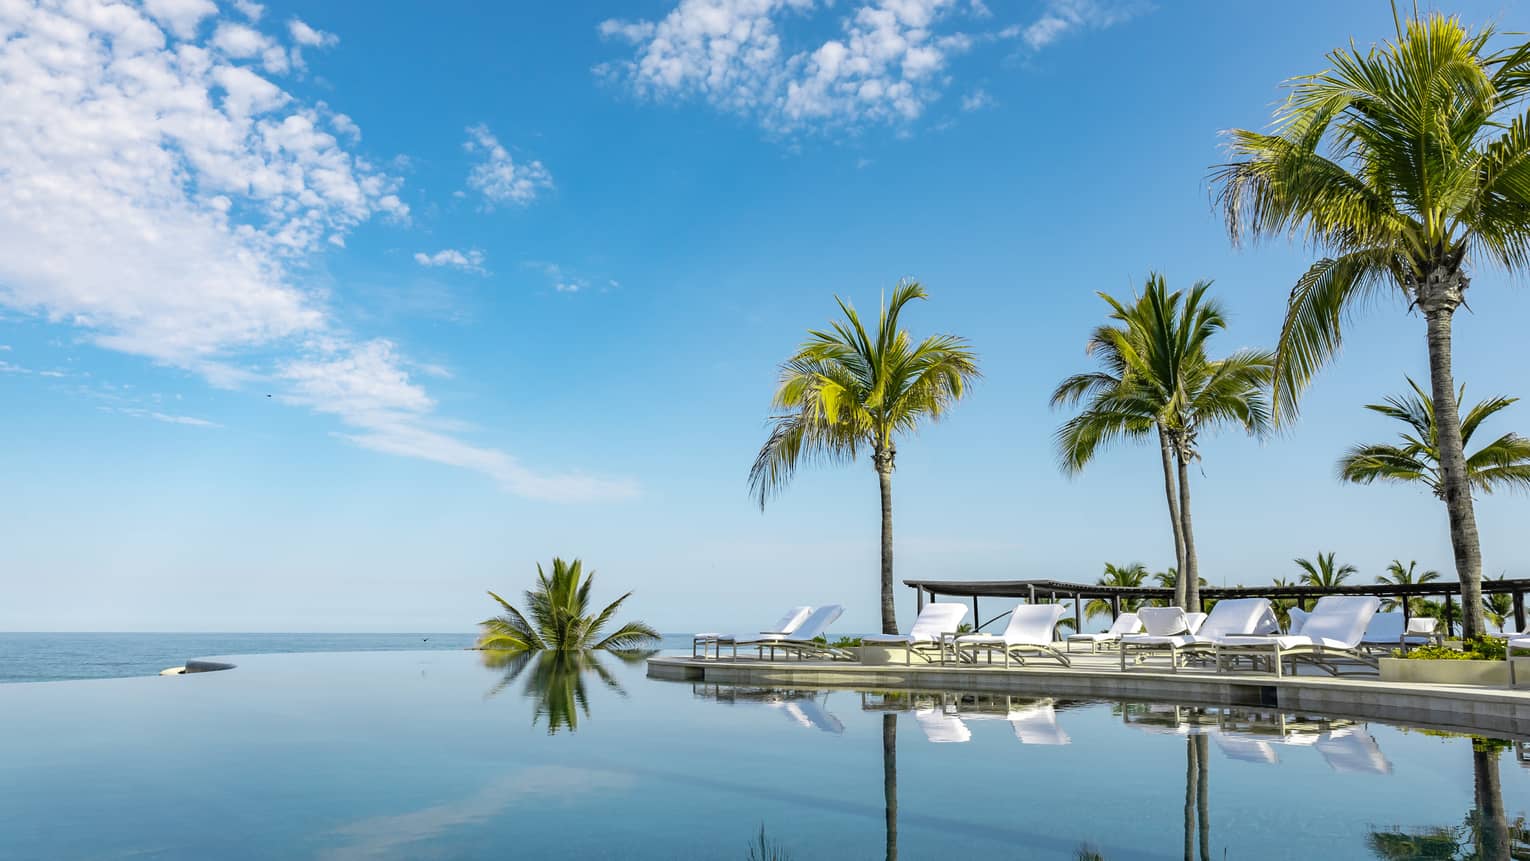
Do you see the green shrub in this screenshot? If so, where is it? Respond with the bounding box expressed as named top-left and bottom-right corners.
top-left (1400, 636), bottom-right (1506, 661)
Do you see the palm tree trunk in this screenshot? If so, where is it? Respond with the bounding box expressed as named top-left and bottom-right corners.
top-left (1183, 737), bottom-right (1196, 861)
top-left (1177, 452), bottom-right (1201, 612)
top-left (876, 448), bottom-right (898, 635)
top-left (1195, 734), bottom-right (1210, 861)
top-left (1159, 425), bottom-right (1187, 608)
top-left (1473, 744), bottom-right (1509, 860)
top-left (882, 712), bottom-right (898, 861)
top-left (1424, 302), bottom-right (1485, 637)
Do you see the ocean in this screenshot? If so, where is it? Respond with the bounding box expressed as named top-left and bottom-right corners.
top-left (0, 632), bottom-right (698, 683)
top-left (0, 632), bottom-right (478, 683)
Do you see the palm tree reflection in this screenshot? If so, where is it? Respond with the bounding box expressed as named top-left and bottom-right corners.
top-left (481, 648), bottom-right (653, 734)
top-left (1367, 737), bottom-right (1524, 860)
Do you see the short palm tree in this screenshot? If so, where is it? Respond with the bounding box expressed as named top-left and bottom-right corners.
top-left (749, 281), bottom-right (980, 634)
top-left (1085, 562), bottom-right (1148, 618)
top-left (1339, 378), bottom-right (1530, 499)
top-left (1295, 552), bottom-right (1357, 590)
top-left (1053, 275), bottom-right (1273, 610)
top-left (1212, 11), bottom-right (1530, 636)
top-left (1270, 576), bottom-right (1300, 627)
top-left (1375, 559), bottom-right (1442, 614)
top-left (477, 557), bottom-right (659, 651)
top-left (1484, 575), bottom-right (1514, 632)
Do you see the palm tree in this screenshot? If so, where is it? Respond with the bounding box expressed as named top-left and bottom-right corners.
top-left (1484, 575), bottom-right (1514, 633)
top-left (1270, 576), bottom-right (1301, 627)
top-left (1295, 552), bottom-right (1357, 589)
top-left (1375, 559), bottom-right (1442, 614)
top-left (477, 557), bottom-right (659, 651)
top-left (1085, 562), bottom-right (1148, 619)
top-left (1339, 378), bottom-right (1530, 501)
top-left (1211, 11), bottom-right (1530, 636)
top-left (1054, 275), bottom-right (1273, 610)
top-left (482, 648), bottom-right (651, 734)
top-left (749, 281), bottom-right (980, 634)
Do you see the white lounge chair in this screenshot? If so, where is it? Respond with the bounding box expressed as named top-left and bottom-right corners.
top-left (1185, 612), bottom-right (1209, 635)
top-left (1359, 612), bottom-right (1441, 653)
top-left (863, 603), bottom-right (969, 665)
top-left (1216, 596), bottom-right (1382, 677)
top-left (1007, 700), bottom-right (1071, 745)
top-left (1287, 607), bottom-right (1310, 634)
top-left (1120, 599), bottom-right (1279, 673)
top-left (777, 696), bottom-right (845, 734)
top-left (914, 704), bottom-right (971, 743)
top-left (1508, 636), bottom-right (1530, 685)
top-left (1315, 726), bottom-right (1392, 774)
top-left (1213, 732), bottom-right (1279, 764)
top-left (1066, 612), bottom-right (1142, 653)
top-left (726, 604), bottom-right (849, 661)
top-left (954, 603), bottom-right (1071, 667)
top-left (694, 606), bottom-right (811, 659)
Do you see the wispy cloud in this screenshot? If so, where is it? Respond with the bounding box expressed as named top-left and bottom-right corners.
top-left (961, 87), bottom-right (994, 111)
top-left (464, 125), bottom-right (553, 209)
top-left (0, 0), bottom-right (631, 502)
top-left (103, 406), bottom-right (222, 428)
top-left (413, 248), bottom-right (488, 274)
top-left (597, 0), bottom-right (1149, 134)
top-left (1020, 0), bottom-right (1150, 51)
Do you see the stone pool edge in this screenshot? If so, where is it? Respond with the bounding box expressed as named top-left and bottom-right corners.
top-left (647, 655), bottom-right (1530, 739)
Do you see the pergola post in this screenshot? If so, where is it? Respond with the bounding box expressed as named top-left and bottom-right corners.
top-left (1515, 591), bottom-right (1526, 635)
top-left (916, 588), bottom-right (925, 613)
top-left (1445, 593), bottom-right (1456, 638)
top-left (1111, 595), bottom-right (1121, 618)
top-left (1401, 593), bottom-right (1411, 630)
top-left (1074, 596), bottom-right (1083, 633)
top-left (972, 596), bottom-right (979, 631)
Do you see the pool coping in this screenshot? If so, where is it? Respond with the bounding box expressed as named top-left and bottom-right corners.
top-left (647, 654), bottom-right (1530, 738)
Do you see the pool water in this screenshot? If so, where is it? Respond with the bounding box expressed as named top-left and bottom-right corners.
top-left (0, 649), bottom-right (1524, 860)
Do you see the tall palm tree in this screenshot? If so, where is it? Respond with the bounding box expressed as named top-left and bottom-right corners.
top-left (1339, 378), bottom-right (1530, 499)
top-left (1295, 551), bottom-right (1357, 589)
top-left (477, 557), bottom-right (659, 651)
top-left (1375, 559), bottom-right (1442, 614)
top-left (1085, 562), bottom-right (1148, 619)
top-left (1212, 11), bottom-right (1530, 636)
top-left (749, 281), bottom-right (980, 634)
top-left (1054, 275), bottom-right (1273, 610)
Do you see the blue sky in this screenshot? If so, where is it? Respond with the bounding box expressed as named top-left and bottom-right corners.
top-left (2, 0), bottom-right (1528, 634)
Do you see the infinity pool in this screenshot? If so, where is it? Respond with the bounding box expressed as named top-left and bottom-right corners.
top-left (0, 649), bottom-right (1524, 860)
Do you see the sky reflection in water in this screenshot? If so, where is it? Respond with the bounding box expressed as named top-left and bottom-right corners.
top-left (0, 649), bottom-right (1526, 860)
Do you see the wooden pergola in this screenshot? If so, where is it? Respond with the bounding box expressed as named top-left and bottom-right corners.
top-left (904, 577), bottom-right (1530, 636)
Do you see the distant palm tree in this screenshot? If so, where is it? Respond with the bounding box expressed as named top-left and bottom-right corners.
top-left (1212, 11), bottom-right (1530, 636)
top-left (749, 281), bottom-right (980, 634)
top-left (1086, 562), bottom-right (1148, 619)
top-left (1339, 378), bottom-right (1530, 501)
top-left (1270, 576), bottom-right (1300, 628)
top-left (1053, 275), bottom-right (1273, 610)
top-left (1375, 559), bottom-right (1442, 614)
top-left (1484, 575), bottom-right (1514, 633)
top-left (477, 557), bottom-right (659, 651)
top-left (1296, 552), bottom-right (1357, 590)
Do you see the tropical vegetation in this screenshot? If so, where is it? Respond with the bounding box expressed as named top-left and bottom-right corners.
top-left (748, 281), bottom-right (980, 634)
top-left (482, 648), bottom-right (650, 734)
top-left (1295, 552), bottom-right (1357, 589)
top-left (1052, 274), bottom-right (1273, 610)
top-left (1086, 562), bottom-right (1148, 619)
top-left (476, 557), bottom-right (659, 652)
top-left (1212, 11), bottom-right (1530, 636)
top-left (1340, 378), bottom-right (1530, 503)
top-left (1376, 559), bottom-right (1441, 614)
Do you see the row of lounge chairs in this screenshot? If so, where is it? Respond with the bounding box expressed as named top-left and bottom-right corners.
top-left (696, 594), bottom-right (1436, 676)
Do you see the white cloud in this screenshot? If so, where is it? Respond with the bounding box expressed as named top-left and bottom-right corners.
top-left (105, 406), bottom-right (222, 428)
top-left (0, 0), bottom-right (630, 502)
top-left (232, 0), bottom-right (264, 22)
top-left (598, 0), bottom-right (970, 132)
top-left (525, 262), bottom-right (595, 296)
top-left (463, 125), bottom-right (553, 208)
top-left (288, 17), bottom-right (337, 48)
top-left (599, 0), bottom-right (1148, 132)
top-left (413, 248), bottom-right (487, 274)
top-left (142, 0), bottom-right (216, 39)
top-left (281, 341), bottom-right (637, 502)
top-left (1021, 0), bottom-right (1149, 51)
top-left (960, 87), bottom-right (992, 111)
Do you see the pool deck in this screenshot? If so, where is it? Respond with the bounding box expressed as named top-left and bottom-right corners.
top-left (648, 650), bottom-right (1530, 738)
